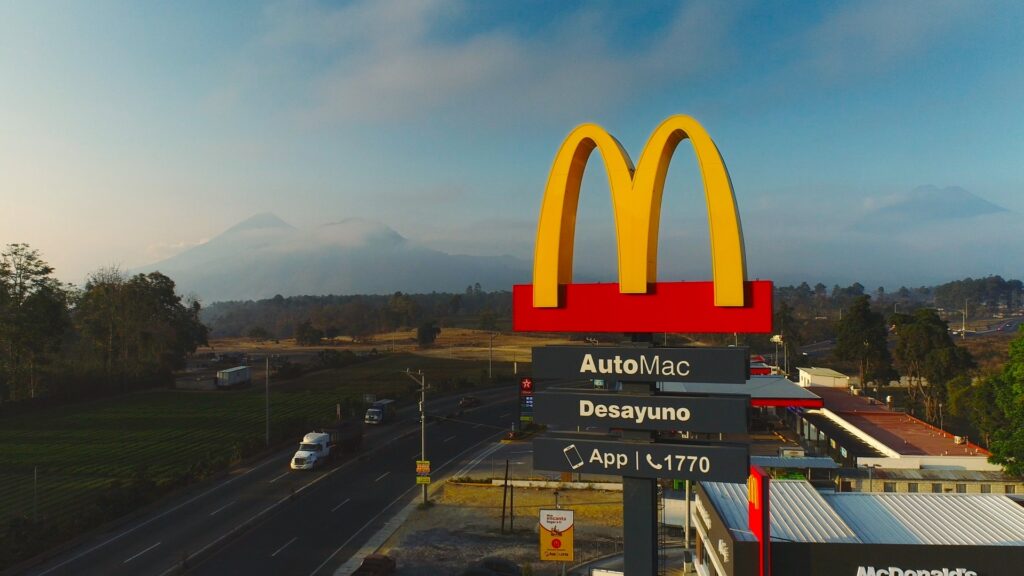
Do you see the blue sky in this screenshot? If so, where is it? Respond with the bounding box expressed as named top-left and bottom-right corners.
top-left (2, 0), bottom-right (1023, 289)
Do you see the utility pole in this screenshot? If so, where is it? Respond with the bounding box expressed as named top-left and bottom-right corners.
top-left (962, 298), bottom-right (968, 340)
top-left (405, 369), bottom-right (428, 505)
top-left (488, 332), bottom-right (498, 379)
top-left (265, 356), bottom-right (270, 447)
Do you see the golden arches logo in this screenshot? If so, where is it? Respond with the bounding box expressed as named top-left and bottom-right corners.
top-left (533, 115), bottom-right (745, 308)
top-left (512, 115), bottom-right (772, 334)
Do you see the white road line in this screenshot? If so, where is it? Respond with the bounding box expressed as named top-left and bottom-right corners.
top-left (156, 427), bottom-right (436, 576)
top-left (123, 542), bottom-right (161, 564)
top-left (374, 471), bottom-right (390, 482)
top-left (331, 498), bottom-right (351, 513)
top-left (444, 435), bottom-right (456, 443)
top-left (271, 536), bottom-right (298, 558)
top-left (499, 412), bottom-right (510, 418)
top-left (316, 435), bottom-right (504, 576)
top-left (473, 423), bottom-right (483, 429)
top-left (269, 471), bottom-right (290, 483)
top-left (207, 500), bottom-right (237, 516)
top-left (36, 454), bottom-right (281, 576)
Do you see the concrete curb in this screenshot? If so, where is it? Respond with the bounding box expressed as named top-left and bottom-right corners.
top-left (333, 440), bottom-right (507, 576)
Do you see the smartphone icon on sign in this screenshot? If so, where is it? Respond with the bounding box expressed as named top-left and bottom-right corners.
top-left (563, 444), bottom-right (585, 470)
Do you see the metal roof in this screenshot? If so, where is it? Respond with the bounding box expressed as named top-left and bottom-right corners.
top-left (800, 411), bottom-right (886, 458)
top-left (822, 492), bottom-right (1024, 545)
top-left (661, 376), bottom-right (823, 407)
top-left (797, 367), bottom-right (848, 379)
top-left (703, 480), bottom-right (859, 543)
top-left (839, 468), bottom-right (1021, 482)
top-left (702, 480), bottom-right (1024, 546)
top-left (751, 456), bottom-right (839, 470)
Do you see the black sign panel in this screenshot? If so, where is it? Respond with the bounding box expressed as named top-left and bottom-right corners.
top-left (535, 390), bottom-right (749, 433)
top-left (532, 346), bottom-right (749, 384)
top-left (534, 435), bottom-right (749, 482)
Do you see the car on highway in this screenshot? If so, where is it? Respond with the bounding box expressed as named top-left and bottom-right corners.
top-left (458, 396), bottom-right (482, 409)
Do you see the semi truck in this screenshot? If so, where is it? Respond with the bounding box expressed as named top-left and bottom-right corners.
top-left (364, 399), bottom-right (397, 425)
top-left (290, 419), bottom-right (363, 470)
top-left (216, 366), bottom-right (251, 388)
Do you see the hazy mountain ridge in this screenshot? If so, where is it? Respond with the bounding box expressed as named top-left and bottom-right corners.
top-left (137, 214), bottom-right (529, 302)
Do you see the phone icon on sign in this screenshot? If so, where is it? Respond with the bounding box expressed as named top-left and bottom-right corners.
top-left (563, 444), bottom-right (585, 470)
top-left (645, 454), bottom-right (663, 470)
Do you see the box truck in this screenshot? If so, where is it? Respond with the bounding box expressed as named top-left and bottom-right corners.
top-left (216, 366), bottom-right (251, 388)
top-left (364, 399), bottom-right (397, 425)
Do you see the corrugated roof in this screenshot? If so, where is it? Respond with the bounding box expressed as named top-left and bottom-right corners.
top-left (840, 468), bottom-right (1020, 482)
top-left (801, 411), bottom-right (886, 458)
top-left (751, 456), bottom-right (839, 470)
top-left (703, 480), bottom-right (859, 544)
top-left (661, 376), bottom-right (823, 404)
top-left (702, 480), bottom-right (1024, 546)
top-left (822, 492), bottom-right (1024, 545)
top-left (798, 367), bottom-right (848, 379)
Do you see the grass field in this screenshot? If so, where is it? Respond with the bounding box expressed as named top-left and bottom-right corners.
top-left (0, 352), bottom-right (518, 529)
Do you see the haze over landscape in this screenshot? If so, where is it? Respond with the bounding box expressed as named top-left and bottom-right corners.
top-left (3, 1), bottom-right (1023, 295)
top-left (8, 3), bottom-right (1024, 575)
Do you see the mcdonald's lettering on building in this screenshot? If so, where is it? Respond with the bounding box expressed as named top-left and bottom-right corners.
top-left (513, 115), bottom-right (773, 334)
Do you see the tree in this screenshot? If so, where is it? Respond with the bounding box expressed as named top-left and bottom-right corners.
top-left (892, 309), bottom-right (974, 422)
top-left (294, 321), bottom-right (323, 346)
top-left (417, 320), bottom-right (441, 348)
top-left (478, 309), bottom-right (498, 331)
top-left (985, 329), bottom-right (1024, 475)
top-left (75, 270), bottom-right (208, 387)
top-left (0, 244), bottom-right (72, 400)
top-left (833, 296), bottom-right (894, 387)
top-left (247, 326), bottom-right (270, 341)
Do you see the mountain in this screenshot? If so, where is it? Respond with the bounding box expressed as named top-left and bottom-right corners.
top-left (851, 185), bottom-right (1007, 231)
top-left (137, 214), bottom-right (529, 302)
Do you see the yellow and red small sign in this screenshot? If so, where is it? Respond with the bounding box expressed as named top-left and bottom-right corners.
top-left (539, 509), bottom-right (574, 562)
top-left (416, 460), bottom-right (430, 485)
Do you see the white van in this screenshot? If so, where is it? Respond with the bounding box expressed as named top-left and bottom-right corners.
top-left (290, 432), bottom-right (332, 470)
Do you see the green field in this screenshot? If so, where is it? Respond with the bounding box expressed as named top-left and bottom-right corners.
top-left (0, 353), bottom-right (512, 535)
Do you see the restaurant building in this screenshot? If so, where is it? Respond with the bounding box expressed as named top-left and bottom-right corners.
top-left (693, 479), bottom-right (1024, 576)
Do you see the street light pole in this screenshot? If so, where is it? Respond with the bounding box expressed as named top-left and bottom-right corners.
top-left (488, 332), bottom-right (498, 379)
top-left (265, 356), bottom-right (270, 447)
top-left (405, 369), bottom-right (428, 505)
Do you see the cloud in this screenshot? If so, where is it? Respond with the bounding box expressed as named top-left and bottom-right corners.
top-left (146, 238), bottom-right (209, 261)
top-left (250, 0), bottom-right (747, 126)
top-left (803, 0), bottom-right (983, 79)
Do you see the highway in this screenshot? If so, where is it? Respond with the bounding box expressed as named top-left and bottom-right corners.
top-left (25, 387), bottom-right (517, 576)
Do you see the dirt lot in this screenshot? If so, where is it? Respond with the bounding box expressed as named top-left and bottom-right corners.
top-left (380, 482), bottom-right (624, 575)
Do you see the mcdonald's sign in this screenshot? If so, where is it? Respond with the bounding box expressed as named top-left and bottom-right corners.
top-left (513, 115), bottom-right (773, 333)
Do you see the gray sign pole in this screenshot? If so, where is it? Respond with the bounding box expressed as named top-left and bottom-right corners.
top-left (621, 380), bottom-right (657, 576)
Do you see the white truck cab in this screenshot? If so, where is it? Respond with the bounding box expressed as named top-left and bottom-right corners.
top-left (290, 432), bottom-right (331, 470)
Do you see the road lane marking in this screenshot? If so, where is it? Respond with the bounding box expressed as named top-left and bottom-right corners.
top-left (331, 498), bottom-right (351, 513)
top-left (271, 536), bottom-right (298, 558)
top-left (208, 500), bottom-right (237, 516)
top-left (473, 423), bottom-right (483, 429)
top-left (37, 453), bottom-right (282, 576)
top-left (374, 471), bottom-right (390, 482)
top-left (499, 412), bottom-right (510, 418)
top-left (123, 542), bottom-right (161, 564)
top-left (156, 428), bottom-right (430, 576)
top-left (444, 435), bottom-right (456, 443)
top-left (269, 471), bottom-right (290, 483)
top-left (316, 433), bottom-right (507, 576)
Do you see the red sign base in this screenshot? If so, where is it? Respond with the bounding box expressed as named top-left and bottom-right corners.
top-left (513, 280), bottom-right (773, 333)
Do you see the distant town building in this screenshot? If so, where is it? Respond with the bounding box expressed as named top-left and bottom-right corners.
top-left (694, 479), bottom-right (1024, 576)
top-left (788, 386), bottom-right (999, 471)
top-left (796, 366), bottom-right (850, 388)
